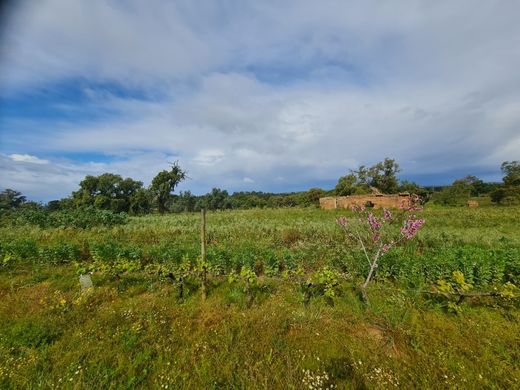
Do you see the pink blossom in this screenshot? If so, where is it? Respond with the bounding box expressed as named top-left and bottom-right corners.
top-left (351, 204), bottom-right (365, 212)
top-left (336, 216), bottom-right (348, 228)
top-left (382, 243), bottom-right (392, 253)
top-left (383, 208), bottom-right (392, 220)
top-left (400, 218), bottom-right (425, 240)
top-left (367, 213), bottom-right (381, 231)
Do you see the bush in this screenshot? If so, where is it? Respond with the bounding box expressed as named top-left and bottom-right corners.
top-left (0, 239), bottom-right (39, 265)
top-left (0, 207), bottom-right (128, 229)
top-left (490, 186), bottom-right (520, 205)
top-left (90, 241), bottom-right (142, 262)
top-left (39, 242), bottom-right (81, 264)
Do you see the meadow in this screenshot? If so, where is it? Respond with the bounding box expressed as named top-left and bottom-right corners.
top-left (0, 206), bottom-right (519, 389)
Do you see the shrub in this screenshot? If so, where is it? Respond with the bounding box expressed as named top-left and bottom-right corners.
top-left (0, 207), bottom-right (128, 229)
top-left (39, 242), bottom-right (81, 264)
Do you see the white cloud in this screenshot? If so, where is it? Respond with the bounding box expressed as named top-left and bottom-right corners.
top-left (9, 154), bottom-right (49, 164)
top-left (0, 1), bottom-right (519, 200)
top-left (193, 149), bottom-right (226, 166)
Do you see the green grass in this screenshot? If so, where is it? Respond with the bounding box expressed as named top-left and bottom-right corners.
top-left (0, 206), bottom-right (519, 388)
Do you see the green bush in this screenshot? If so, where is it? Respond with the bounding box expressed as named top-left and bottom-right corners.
top-left (0, 239), bottom-right (39, 265)
top-left (39, 242), bottom-right (81, 264)
top-left (0, 207), bottom-right (128, 229)
top-left (90, 241), bottom-right (142, 262)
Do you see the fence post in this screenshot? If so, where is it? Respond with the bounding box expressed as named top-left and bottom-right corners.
top-left (200, 208), bottom-right (207, 300)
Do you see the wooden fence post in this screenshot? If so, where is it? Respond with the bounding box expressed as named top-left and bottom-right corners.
top-left (200, 208), bottom-right (207, 300)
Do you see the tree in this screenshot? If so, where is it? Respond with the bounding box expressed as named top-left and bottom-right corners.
top-left (335, 174), bottom-right (359, 196)
top-left (369, 158), bottom-right (401, 194)
top-left (335, 158), bottom-right (401, 196)
top-left (129, 189), bottom-right (152, 215)
top-left (490, 161), bottom-right (520, 205)
top-left (501, 161), bottom-right (520, 187)
top-left (305, 188), bottom-right (326, 207)
top-left (0, 189), bottom-right (26, 210)
top-left (150, 162), bottom-right (187, 214)
top-left (398, 180), bottom-right (428, 198)
top-left (336, 199), bottom-right (424, 304)
top-left (72, 173), bottom-right (143, 212)
top-left (431, 177), bottom-right (473, 206)
top-left (202, 188), bottom-right (231, 211)
top-left (173, 191), bottom-right (197, 212)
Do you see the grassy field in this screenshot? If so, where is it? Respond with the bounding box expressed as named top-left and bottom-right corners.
top-left (1, 206), bottom-right (519, 389)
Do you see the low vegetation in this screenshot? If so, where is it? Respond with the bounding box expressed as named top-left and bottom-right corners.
top-left (1, 206), bottom-right (519, 388)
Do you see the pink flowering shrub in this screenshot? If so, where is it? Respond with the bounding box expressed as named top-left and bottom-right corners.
top-left (336, 199), bottom-right (425, 303)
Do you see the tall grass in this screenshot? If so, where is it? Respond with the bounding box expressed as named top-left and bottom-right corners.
top-left (0, 206), bottom-right (519, 388)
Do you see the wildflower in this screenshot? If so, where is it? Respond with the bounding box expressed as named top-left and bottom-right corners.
top-left (400, 218), bottom-right (425, 239)
top-left (336, 216), bottom-right (348, 228)
top-left (351, 204), bottom-right (365, 212)
top-left (383, 208), bottom-right (392, 220)
top-left (382, 243), bottom-right (392, 253)
top-left (367, 213), bottom-right (381, 231)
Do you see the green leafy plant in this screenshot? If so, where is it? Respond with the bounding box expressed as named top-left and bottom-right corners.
top-left (302, 267), bottom-right (342, 305)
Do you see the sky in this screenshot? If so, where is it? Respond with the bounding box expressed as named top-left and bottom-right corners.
top-left (0, 1), bottom-right (519, 202)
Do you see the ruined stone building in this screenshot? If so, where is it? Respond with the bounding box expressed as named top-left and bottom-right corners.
top-left (319, 192), bottom-right (412, 210)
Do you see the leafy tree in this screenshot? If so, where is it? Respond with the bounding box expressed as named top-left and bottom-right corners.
top-left (336, 158), bottom-right (401, 195)
top-left (0, 189), bottom-right (26, 210)
top-left (72, 173), bottom-right (143, 212)
top-left (368, 158), bottom-right (401, 194)
top-left (150, 162), bottom-right (187, 214)
top-left (46, 200), bottom-right (63, 212)
top-left (305, 188), bottom-right (326, 207)
top-left (491, 161), bottom-right (520, 205)
top-left (398, 180), bottom-right (428, 198)
top-left (129, 189), bottom-right (152, 215)
top-left (501, 161), bottom-right (520, 187)
top-left (431, 178), bottom-right (473, 206)
top-left (204, 188), bottom-right (231, 211)
top-left (491, 187), bottom-right (520, 205)
top-left (171, 191), bottom-right (197, 212)
top-left (335, 174), bottom-right (359, 196)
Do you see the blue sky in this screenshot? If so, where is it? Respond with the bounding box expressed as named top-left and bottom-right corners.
top-left (1, 1), bottom-right (519, 202)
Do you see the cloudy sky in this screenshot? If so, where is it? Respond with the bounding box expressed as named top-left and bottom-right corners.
top-left (0, 1), bottom-right (519, 201)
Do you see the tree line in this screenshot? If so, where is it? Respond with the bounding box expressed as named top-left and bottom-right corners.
top-left (1, 159), bottom-right (519, 216)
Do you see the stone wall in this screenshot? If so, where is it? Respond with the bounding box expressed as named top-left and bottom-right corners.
top-left (467, 200), bottom-right (479, 208)
top-left (320, 194), bottom-right (411, 210)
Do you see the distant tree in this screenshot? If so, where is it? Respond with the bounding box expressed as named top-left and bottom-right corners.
top-left (501, 161), bottom-right (520, 187)
top-left (490, 161), bottom-right (520, 205)
top-left (150, 162), bottom-right (187, 214)
top-left (335, 174), bottom-right (359, 196)
top-left (305, 188), bottom-right (326, 207)
top-left (0, 189), bottom-right (26, 210)
top-left (170, 191), bottom-right (197, 213)
top-left (336, 158), bottom-right (401, 195)
top-left (369, 158), bottom-right (401, 194)
top-left (431, 177), bottom-right (473, 206)
top-left (129, 188), bottom-right (152, 215)
top-left (72, 173), bottom-right (143, 212)
top-left (205, 188), bottom-right (231, 210)
top-left (19, 201), bottom-right (44, 210)
top-left (46, 200), bottom-right (63, 212)
top-left (490, 187), bottom-right (520, 205)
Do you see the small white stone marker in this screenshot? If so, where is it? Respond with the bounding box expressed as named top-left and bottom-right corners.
top-left (79, 274), bottom-right (93, 292)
